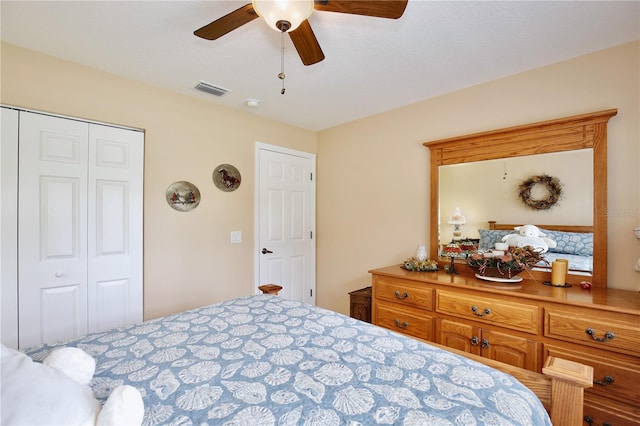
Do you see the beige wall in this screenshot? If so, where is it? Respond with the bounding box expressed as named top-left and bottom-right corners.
top-left (1, 42), bottom-right (317, 320)
top-left (3, 41), bottom-right (639, 321)
top-left (317, 41), bottom-right (640, 315)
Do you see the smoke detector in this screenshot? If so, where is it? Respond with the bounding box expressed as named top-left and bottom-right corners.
top-left (245, 99), bottom-right (260, 108)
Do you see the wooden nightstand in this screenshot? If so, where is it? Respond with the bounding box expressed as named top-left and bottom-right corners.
top-left (349, 287), bottom-right (372, 323)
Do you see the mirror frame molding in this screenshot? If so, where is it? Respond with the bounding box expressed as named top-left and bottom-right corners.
top-left (423, 109), bottom-right (617, 288)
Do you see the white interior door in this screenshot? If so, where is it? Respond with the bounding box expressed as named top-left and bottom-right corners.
top-left (19, 112), bottom-right (89, 348)
top-left (256, 143), bottom-right (315, 304)
top-left (87, 124), bottom-right (143, 333)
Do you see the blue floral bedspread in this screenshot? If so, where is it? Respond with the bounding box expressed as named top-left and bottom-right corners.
top-left (25, 295), bottom-right (551, 425)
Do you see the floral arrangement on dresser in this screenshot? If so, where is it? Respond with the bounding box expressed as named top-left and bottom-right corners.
top-left (467, 245), bottom-right (547, 278)
top-left (402, 257), bottom-right (439, 271)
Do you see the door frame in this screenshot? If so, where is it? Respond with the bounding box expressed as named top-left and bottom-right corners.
top-left (253, 142), bottom-right (316, 302)
top-left (1, 107), bottom-right (19, 348)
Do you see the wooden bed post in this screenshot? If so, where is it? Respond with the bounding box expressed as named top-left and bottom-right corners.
top-left (258, 284), bottom-right (283, 295)
top-left (542, 356), bottom-right (593, 426)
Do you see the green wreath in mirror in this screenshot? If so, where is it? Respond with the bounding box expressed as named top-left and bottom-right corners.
top-left (518, 174), bottom-right (563, 210)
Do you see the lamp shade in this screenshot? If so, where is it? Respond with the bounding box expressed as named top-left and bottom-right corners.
top-left (447, 208), bottom-right (467, 225)
top-left (252, 0), bottom-right (314, 32)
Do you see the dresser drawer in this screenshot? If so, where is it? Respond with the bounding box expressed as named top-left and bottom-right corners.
top-left (374, 276), bottom-right (434, 311)
top-left (374, 301), bottom-right (434, 341)
top-left (544, 344), bottom-right (640, 404)
top-left (583, 394), bottom-right (640, 426)
top-left (545, 308), bottom-right (640, 356)
top-left (436, 291), bottom-right (539, 334)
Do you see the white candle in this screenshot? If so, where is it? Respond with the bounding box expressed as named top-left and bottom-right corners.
top-left (492, 250), bottom-right (504, 256)
top-left (483, 252), bottom-right (494, 258)
top-left (494, 242), bottom-right (508, 251)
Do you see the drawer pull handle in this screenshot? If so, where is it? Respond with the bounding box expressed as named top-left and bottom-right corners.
top-left (394, 291), bottom-right (409, 300)
top-left (584, 415), bottom-right (612, 426)
top-left (481, 338), bottom-right (490, 349)
top-left (585, 328), bottom-right (615, 342)
top-left (471, 336), bottom-right (479, 346)
top-left (593, 375), bottom-right (614, 386)
top-left (394, 319), bottom-right (409, 329)
top-left (471, 306), bottom-right (491, 317)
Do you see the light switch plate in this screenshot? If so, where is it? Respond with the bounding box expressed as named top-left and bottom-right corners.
top-left (230, 231), bottom-right (242, 243)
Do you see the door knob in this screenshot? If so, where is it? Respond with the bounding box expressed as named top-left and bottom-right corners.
top-left (54, 271), bottom-right (63, 278)
top-left (261, 248), bottom-right (273, 254)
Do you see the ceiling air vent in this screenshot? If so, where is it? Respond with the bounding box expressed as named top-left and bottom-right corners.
top-left (195, 81), bottom-right (230, 97)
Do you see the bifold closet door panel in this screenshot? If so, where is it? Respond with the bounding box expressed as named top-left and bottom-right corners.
top-left (87, 124), bottom-right (143, 333)
top-left (18, 112), bottom-right (89, 348)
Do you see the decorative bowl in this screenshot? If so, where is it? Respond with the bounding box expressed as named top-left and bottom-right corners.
top-left (468, 265), bottom-right (523, 279)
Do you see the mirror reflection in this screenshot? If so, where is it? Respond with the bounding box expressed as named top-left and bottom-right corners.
top-left (439, 149), bottom-right (594, 275)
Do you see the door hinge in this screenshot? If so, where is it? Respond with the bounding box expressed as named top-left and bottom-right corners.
top-left (310, 172), bottom-right (313, 181)
top-left (310, 289), bottom-right (313, 297)
top-left (310, 231), bottom-right (313, 239)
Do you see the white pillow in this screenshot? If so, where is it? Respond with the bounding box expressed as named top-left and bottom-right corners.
top-left (1, 344), bottom-right (100, 425)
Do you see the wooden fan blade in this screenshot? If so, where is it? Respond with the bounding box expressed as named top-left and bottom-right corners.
top-left (314, 0), bottom-right (408, 19)
top-left (194, 3), bottom-right (258, 40)
top-left (289, 20), bottom-right (325, 66)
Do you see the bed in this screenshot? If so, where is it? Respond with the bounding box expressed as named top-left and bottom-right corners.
top-left (17, 294), bottom-right (591, 425)
top-left (483, 221), bottom-right (594, 274)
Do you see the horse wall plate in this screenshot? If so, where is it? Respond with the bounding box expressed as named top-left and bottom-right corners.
top-left (166, 181), bottom-right (201, 212)
top-left (213, 164), bottom-right (241, 192)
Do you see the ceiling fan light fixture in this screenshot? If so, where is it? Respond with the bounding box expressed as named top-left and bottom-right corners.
top-left (252, 0), bottom-right (314, 32)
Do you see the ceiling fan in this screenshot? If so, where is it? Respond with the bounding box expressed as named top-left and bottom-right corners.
top-left (194, 1), bottom-right (409, 66)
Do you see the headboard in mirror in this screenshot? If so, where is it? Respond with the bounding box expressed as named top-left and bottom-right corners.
top-left (423, 109), bottom-right (617, 288)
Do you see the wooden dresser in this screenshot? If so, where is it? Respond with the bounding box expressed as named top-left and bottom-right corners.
top-left (370, 265), bottom-right (640, 426)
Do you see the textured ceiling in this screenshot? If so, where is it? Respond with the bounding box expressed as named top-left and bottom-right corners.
top-left (1, 1), bottom-right (638, 131)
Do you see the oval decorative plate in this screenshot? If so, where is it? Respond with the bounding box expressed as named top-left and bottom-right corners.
top-left (166, 181), bottom-right (201, 212)
top-left (213, 164), bottom-right (241, 192)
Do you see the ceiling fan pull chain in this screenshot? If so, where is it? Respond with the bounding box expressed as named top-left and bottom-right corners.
top-left (279, 30), bottom-right (286, 94)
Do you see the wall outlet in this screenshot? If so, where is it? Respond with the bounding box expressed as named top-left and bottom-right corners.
top-left (230, 231), bottom-right (242, 243)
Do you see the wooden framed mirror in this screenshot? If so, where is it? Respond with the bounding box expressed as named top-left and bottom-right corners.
top-left (424, 109), bottom-right (617, 288)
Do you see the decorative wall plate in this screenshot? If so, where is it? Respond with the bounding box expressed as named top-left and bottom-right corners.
top-left (213, 164), bottom-right (241, 192)
top-left (166, 181), bottom-right (201, 212)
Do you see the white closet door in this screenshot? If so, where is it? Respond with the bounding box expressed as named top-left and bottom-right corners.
top-left (18, 112), bottom-right (89, 348)
top-left (87, 124), bottom-right (143, 333)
